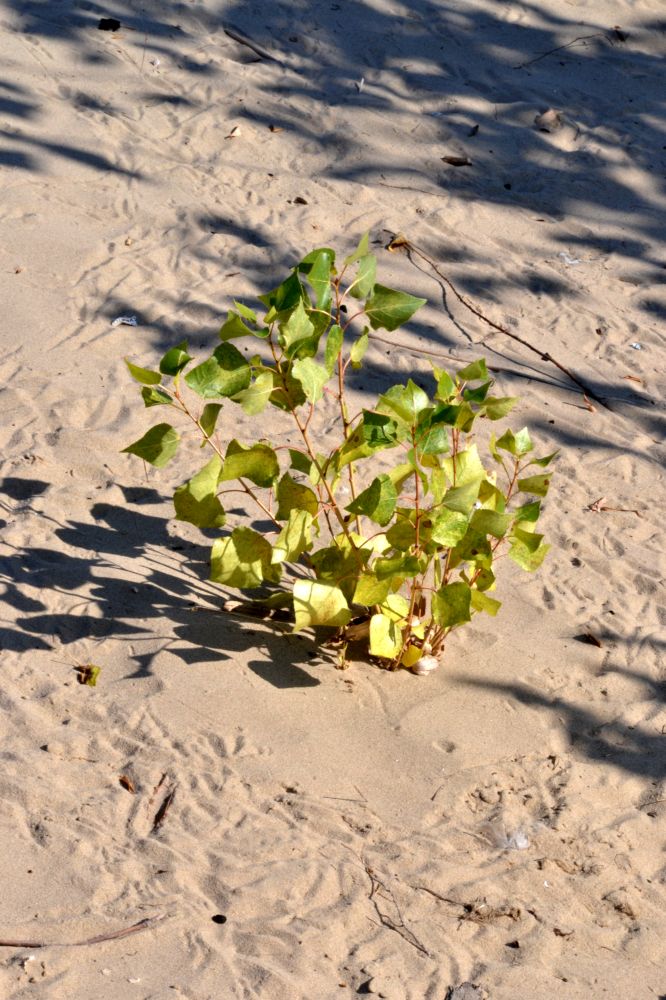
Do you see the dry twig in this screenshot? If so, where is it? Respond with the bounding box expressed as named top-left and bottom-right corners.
top-left (586, 497), bottom-right (641, 517)
top-left (386, 234), bottom-right (607, 407)
top-left (0, 913), bottom-right (168, 949)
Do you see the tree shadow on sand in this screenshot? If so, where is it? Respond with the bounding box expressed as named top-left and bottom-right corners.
top-left (3, 0), bottom-right (664, 282)
top-left (453, 674), bottom-right (666, 782)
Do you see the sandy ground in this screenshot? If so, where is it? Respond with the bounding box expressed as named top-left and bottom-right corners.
top-left (0, 0), bottom-right (665, 997)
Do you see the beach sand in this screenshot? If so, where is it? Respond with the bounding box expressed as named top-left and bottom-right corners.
top-left (0, 0), bottom-right (664, 996)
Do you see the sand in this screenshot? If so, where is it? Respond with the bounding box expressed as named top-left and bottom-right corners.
top-left (0, 0), bottom-right (664, 997)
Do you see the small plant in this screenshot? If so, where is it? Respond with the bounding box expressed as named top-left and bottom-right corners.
top-left (123, 236), bottom-right (555, 673)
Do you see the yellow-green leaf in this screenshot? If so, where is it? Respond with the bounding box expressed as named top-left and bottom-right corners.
top-left (293, 580), bottom-right (351, 630)
top-left (173, 455), bottom-right (226, 528)
top-left (276, 473), bottom-right (319, 520)
top-left (271, 510), bottom-right (314, 564)
top-left (122, 423), bottom-right (180, 468)
top-left (210, 527), bottom-right (280, 589)
top-left (221, 440), bottom-right (279, 488)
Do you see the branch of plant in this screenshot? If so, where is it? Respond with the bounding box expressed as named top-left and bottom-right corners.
top-left (172, 386), bottom-right (281, 529)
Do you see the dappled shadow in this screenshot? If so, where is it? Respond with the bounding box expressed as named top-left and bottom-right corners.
top-left (455, 675), bottom-right (666, 780)
top-left (2, 0), bottom-right (663, 277)
top-left (0, 477), bottom-right (324, 687)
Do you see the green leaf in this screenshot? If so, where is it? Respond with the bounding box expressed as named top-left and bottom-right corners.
top-left (432, 581), bottom-right (472, 629)
top-left (441, 444), bottom-right (485, 486)
top-left (234, 370), bottom-right (275, 416)
top-left (210, 527), bottom-right (280, 589)
top-left (159, 340), bottom-right (192, 375)
top-left (365, 284), bottom-right (426, 332)
top-left (297, 247), bottom-right (335, 310)
top-left (337, 410), bottom-right (399, 468)
top-left (125, 359), bottom-right (162, 386)
top-left (369, 613), bottom-right (401, 658)
top-left (141, 386), bottom-right (173, 407)
top-left (289, 449), bottom-right (317, 481)
top-left (473, 565), bottom-right (495, 591)
top-left (219, 311), bottom-right (266, 342)
top-left (373, 554), bottom-right (420, 580)
top-left (278, 300), bottom-right (317, 359)
top-left (346, 474), bottom-right (397, 526)
top-left (415, 412), bottom-right (451, 456)
top-left (353, 573), bottom-right (392, 606)
top-left (199, 403), bottom-right (223, 438)
top-left (309, 537), bottom-right (369, 600)
top-left (471, 590), bottom-right (502, 616)
top-left (173, 455), bottom-right (226, 528)
top-left (377, 380), bottom-right (430, 426)
top-left (484, 396), bottom-right (518, 420)
top-left (220, 440), bottom-right (280, 488)
top-left (517, 473), bottom-right (552, 497)
top-left (441, 479), bottom-right (482, 514)
top-left (514, 500), bottom-right (541, 523)
top-left (269, 366), bottom-right (307, 411)
top-left (455, 401), bottom-right (477, 433)
top-left (456, 359), bottom-right (489, 382)
top-left (344, 232), bottom-right (370, 267)
top-left (385, 517), bottom-right (416, 551)
top-left (387, 462), bottom-right (417, 493)
top-left (529, 451), bottom-right (559, 468)
top-left (293, 580), bottom-right (351, 630)
top-left (348, 255), bottom-right (377, 300)
top-left (509, 528), bottom-right (550, 571)
top-left (259, 270), bottom-right (304, 316)
top-left (433, 366), bottom-right (455, 401)
top-left (271, 509), bottom-right (314, 564)
top-left (324, 324), bottom-right (344, 373)
top-left (276, 473), bottom-right (319, 520)
top-left (380, 593), bottom-right (411, 621)
top-left (292, 357), bottom-right (330, 404)
top-left (495, 427), bottom-right (534, 456)
top-left (463, 380), bottom-right (493, 404)
top-left (122, 423), bottom-right (180, 467)
top-left (184, 343), bottom-right (251, 399)
top-left (427, 509), bottom-right (469, 547)
top-left (470, 508), bottom-right (510, 539)
top-left (233, 301), bottom-right (258, 325)
top-left (513, 427), bottom-right (534, 455)
top-left (350, 330), bottom-right (369, 368)
top-left (478, 479), bottom-right (507, 511)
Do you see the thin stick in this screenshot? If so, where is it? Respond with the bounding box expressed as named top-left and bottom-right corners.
top-left (515, 32), bottom-right (607, 70)
top-left (152, 785), bottom-right (177, 833)
top-left (388, 234), bottom-right (607, 407)
top-left (0, 913), bottom-right (168, 949)
top-left (223, 24), bottom-right (285, 65)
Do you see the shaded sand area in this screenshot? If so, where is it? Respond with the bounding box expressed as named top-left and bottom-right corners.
top-left (0, 0), bottom-right (665, 996)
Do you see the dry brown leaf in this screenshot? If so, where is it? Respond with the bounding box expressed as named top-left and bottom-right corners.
top-left (119, 775), bottom-right (136, 794)
top-left (269, 124), bottom-right (283, 133)
top-left (623, 374), bottom-right (643, 384)
top-left (442, 155), bottom-right (472, 167)
top-left (582, 394), bottom-right (596, 412)
top-left (224, 126), bottom-right (241, 139)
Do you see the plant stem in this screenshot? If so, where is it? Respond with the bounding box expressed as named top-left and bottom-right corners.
top-left (267, 332), bottom-right (362, 558)
top-left (172, 389), bottom-right (281, 529)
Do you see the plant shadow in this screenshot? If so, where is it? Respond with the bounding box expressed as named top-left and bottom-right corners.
top-left (0, 477), bottom-right (323, 688)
